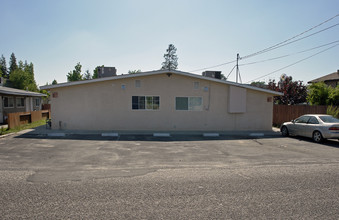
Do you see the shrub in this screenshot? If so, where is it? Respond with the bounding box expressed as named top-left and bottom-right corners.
top-left (327, 105), bottom-right (339, 119)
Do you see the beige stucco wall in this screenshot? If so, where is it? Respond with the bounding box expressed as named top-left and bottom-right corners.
top-left (50, 73), bottom-right (274, 131)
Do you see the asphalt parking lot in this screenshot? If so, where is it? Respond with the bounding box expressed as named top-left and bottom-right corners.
top-left (0, 130), bottom-right (338, 219)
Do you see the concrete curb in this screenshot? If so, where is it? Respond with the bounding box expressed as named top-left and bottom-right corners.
top-left (4, 126), bottom-right (282, 139)
top-left (15, 131), bottom-right (281, 139)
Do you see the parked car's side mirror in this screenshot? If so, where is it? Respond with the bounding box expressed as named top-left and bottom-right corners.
top-left (291, 120), bottom-right (295, 123)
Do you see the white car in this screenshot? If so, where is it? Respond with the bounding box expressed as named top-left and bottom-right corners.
top-left (280, 114), bottom-right (339, 143)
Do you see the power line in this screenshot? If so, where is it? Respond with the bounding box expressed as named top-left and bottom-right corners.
top-left (245, 43), bottom-right (339, 83)
top-left (241, 22), bottom-right (339, 60)
top-left (190, 59), bottom-right (236, 72)
top-left (240, 40), bottom-right (339, 66)
top-left (190, 13), bottom-right (339, 73)
top-left (241, 14), bottom-right (339, 60)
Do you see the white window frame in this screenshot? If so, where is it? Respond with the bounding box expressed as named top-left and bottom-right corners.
top-left (132, 95), bottom-right (160, 110)
top-left (175, 96), bottom-right (203, 111)
top-left (16, 97), bottom-right (25, 108)
top-left (3, 96), bottom-right (14, 108)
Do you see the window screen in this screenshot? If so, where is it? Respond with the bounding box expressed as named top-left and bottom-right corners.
top-left (189, 97), bottom-right (202, 111)
top-left (176, 97), bottom-right (202, 111)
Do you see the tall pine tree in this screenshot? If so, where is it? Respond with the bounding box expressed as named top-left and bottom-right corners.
top-left (9, 52), bottom-right (18, 78)
top-left (161, 44), bottom-right (178, 70)
top-left (24, 61), bottom-right (38, 91)
top-left (0, 55), bottom-right (7, 78)
top-left (7, 55), bottom-right (38, 92)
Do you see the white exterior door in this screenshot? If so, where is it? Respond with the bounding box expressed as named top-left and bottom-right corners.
top-left (0, 96), bottom-right (3, 123)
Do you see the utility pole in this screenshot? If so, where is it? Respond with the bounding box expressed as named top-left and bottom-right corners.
top-left (236, 53), bottom-right (240, 83)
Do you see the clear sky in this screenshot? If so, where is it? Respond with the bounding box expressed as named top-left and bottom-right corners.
top-left (1, 0), bottom-right (338, 87)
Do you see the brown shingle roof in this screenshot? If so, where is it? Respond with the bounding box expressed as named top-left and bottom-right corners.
top-left (308, 70), bottom-right (339, 83)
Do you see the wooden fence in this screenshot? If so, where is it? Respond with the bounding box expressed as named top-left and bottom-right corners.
top-left (273, 105), bottom-right (328, 126)
top-left (42, 104), bottom-right (51, 110)
top-left (7, 110), bottom-right (51, 129)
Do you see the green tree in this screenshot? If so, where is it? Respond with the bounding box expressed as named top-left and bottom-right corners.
top-left (161, 44), bottom-right (178, 70)
top-left (9, 68), bottom-right (30, 90)
top-left (9, 52), bottom-right (18, 77)
top-left (83, 70), bottom-right (92, 80)
top-left (40, 89), bottom-right (50, 102)
top-left (52, 79), bottom-right (58, 85)
top-left (0, 55), bottom-right (7, 78)
top-left (307, 82), bottom-right (331, 105)
top-left (250, 81), bottom-right (266, 89)
top-left (93, 67), bottom-right (99, 79)
top-left (8, 58), bottom-right (38, 92)
top-left (268, 76), bottom-right (307, 105)
top-left (67, 62), bottom-right (83, 82)
top-left (24, 61), bottom-right (38, 91)
top-left (93, 65), bottom-right (104, 79)
top-left (18, 60), bottom-right (24, 69)
top-left (128, 69), bottom-right (141, 74)
top-left (328, 85), bottom-right (339, 105)
top-left (327, 105), bottom-right (339, 118)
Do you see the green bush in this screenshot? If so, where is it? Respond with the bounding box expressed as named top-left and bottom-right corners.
top-left (307, 83), bottom-right (339, 105)
top-left (327, 105), bottom-right (339, 119)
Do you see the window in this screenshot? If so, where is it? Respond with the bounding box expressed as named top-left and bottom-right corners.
top-left (132, 96), bottom-right (159, 110)
top-left (307, 116), bottom-right (319, 124)
top-left (194, 82), bottom-right (199, 89)
top-left (135, 80), bottom-right (141, 88)
top-left (176, 97), bottom-right (202, 111)
top-left (294, 116), bottom-right (310, 124)
top-left (16, 97), bottom-right (25, 108)
top-left (4, 97), bottom-right (14, 108)
top-left (35, 98), bottom-right (40, 107)
top-left (319, 115), bottom-right (339, 123)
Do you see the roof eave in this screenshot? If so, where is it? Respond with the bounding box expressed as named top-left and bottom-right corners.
top-left (40, 69), bottom-right (283, 96)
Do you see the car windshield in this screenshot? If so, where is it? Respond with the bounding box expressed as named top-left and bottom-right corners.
top-left (318, 116), bottom-right (339, 123)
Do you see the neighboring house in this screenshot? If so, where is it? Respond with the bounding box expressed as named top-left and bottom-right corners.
top-left (308, 70), bottom-right (339, 87)
top-left (40, 70), bottom-right (282, 132)
top-left (0, 86), bottom-right (46, 124)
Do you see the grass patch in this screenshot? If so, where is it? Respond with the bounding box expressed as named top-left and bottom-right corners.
top-left (0, 119), bottom-right (47, 136)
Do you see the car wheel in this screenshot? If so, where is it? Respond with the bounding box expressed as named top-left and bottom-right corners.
top-left (281, 126), bottom-right (289, 137)
top-left (312, 131), bottom-right (324, 143)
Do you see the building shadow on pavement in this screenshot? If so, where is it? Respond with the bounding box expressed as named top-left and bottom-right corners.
top-left (13, 125), bottom-right (285, 142)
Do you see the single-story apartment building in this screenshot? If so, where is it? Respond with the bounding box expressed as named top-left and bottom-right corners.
top-left (40, 70), bottom-right (282, 132)
top-left (0, 86), bottom-right (46, 124)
